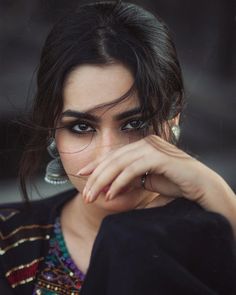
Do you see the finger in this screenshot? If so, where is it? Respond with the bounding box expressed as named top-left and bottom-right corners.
top-left (84, 135), bottom-right (178, 202)
top-left (84, 143), bottom-right (152, 203)
top-left (84, 134), bottom-right (184, 202)
top-left (145, 174), bottom-right (181, 197)
top-left (105, 155), bottom-right (163, 200)
top-left (84, 135), bottom-right (173, 187)
top-left (83, 141), bottom-right (156, 202)
top-left (77, 161), bottom-right (97, 176)
top-left (88, 138), bottom-right (145, 177)
top-left (108, 169), bottom-right (181, 201)
top-left (84, 140), bottom-right (147, 199)
top-left (77, 150), bottom-right (113, 176)
top-left (145, 135), bottom-right (192, 159)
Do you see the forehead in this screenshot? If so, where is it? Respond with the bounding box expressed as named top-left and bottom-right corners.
top-left (63, 63), bottom-right (139, 113)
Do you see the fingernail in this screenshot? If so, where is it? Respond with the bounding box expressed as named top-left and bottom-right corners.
top-left (87, 190), bottom-right (93, 202)
top-left (106, 190), bottom-right (111, 201)
top-left (84, 197), bottom-right (90, 204)
top-left (83, 186), bottom-right (87, 198)
top-left (77, 168), bottom-right (84, 175)
top-left (77, 169), bottom-right (90, 176)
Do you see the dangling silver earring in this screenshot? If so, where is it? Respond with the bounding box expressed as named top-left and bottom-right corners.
top-left (171, 125), bottom-right (181, 142)
top-left (44, 138), bottom-right (69, 185)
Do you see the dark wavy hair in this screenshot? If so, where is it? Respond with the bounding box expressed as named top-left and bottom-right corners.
top-left (19, 0), bottom-right (185, 200)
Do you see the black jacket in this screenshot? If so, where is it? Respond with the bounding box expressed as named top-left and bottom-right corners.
top-left (0, 189), bottom-right (236, 295)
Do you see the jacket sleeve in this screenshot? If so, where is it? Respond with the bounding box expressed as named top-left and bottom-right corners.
top-left (80, 199), bottom-right (236, 295)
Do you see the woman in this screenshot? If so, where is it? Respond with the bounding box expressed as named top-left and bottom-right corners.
top-left (0, 1), bottom-right (235, 294)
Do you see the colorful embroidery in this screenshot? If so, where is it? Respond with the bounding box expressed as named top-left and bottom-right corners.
top-left (33, 217), bottom-right (85, 295)
top-left (0, 235), bottom-right (51, 255)
top-left (0, 224), bottom-right (53, 240)
top-left (6, 258), bottom-right (44, 288)
top-left (0, 208), bottom-right (19, 221)
top-left (0, 224), bottom-right (53, 255)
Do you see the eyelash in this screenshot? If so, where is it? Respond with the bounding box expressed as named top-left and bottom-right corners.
top-left (65, 118), bottom-right (149, 135)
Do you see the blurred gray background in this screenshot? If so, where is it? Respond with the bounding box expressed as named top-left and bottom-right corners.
top-left (0, 0), bottom-right (235, 203)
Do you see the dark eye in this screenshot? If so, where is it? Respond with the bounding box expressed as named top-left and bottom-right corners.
top-left (71, 122), bottom-right (95, 134)
top-left (122, 119), bottom-right (146, 130)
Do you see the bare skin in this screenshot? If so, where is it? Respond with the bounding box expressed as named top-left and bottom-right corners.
top-left (58, 63), bottom-right (236, 273)
top-left (80, 134), bottom-right (236, 234)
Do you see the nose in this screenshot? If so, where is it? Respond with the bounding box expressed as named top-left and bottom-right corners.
top-left (95, 128), bottom-right (126, 158)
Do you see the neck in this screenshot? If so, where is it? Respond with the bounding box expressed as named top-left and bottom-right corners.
top-left (60, 192), bottom-right (113, 242)
top-left (60, 191), bottom-right (174, 242)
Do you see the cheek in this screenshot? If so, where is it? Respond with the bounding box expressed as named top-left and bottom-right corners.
top-left (56, 132), bottom-right (94, 173)
top-left (60, 153), bottom-right (90, 174)
top-left (59, 148), bottom-right (95, 190)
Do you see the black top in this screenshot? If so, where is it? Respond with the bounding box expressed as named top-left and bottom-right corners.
top-left (0, 189), bottom-right (236, 295)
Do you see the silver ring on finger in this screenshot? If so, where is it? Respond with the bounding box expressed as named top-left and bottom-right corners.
top-left (141, 171), bottom-right (149, 189)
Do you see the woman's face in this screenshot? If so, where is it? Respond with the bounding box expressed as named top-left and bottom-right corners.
top-left (56, 63), bottom-right (155, 212)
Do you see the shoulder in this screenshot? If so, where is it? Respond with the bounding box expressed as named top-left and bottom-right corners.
top-left (99, 197), bottom-right (235, 260)
top-left (0, 188), bottom-right (77, 226)
top-left (0, 189), bottom-right (77, 291)
top-left (102, 197), bottom-right (234, 234)
top-left (0, 197), bottom-right (53, 257)
top-left (86, 198), bottom-right (236, 295)
top-left (0, 188), bottom-right (78, 249)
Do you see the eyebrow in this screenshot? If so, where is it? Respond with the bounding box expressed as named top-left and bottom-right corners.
top-left (61, 107), bottom-right (142, 122)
